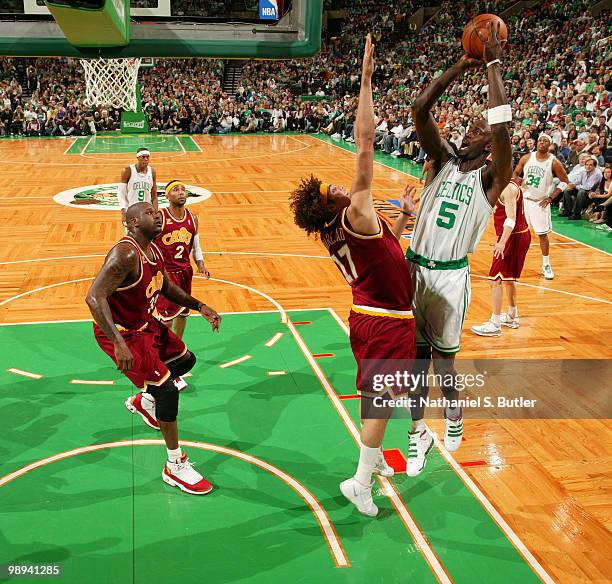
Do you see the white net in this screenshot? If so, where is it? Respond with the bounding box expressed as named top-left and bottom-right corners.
top-left (80, 58), bottom-right (142, 111)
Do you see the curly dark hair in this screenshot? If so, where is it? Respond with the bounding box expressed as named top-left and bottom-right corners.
top-left (289, 174), bottom-right (335, 238)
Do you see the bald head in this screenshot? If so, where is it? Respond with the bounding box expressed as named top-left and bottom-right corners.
top-left (125, 202), bottom-right (162, 241)
top-left (126, 202), bottom-right (153, 224)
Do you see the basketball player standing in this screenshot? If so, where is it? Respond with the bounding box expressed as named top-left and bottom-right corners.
top-left (86, 202), bottom-right (221, 495)
top-left (406, 22), bottom-right (512, 474)
top-left (118, 147), bottom-right (158, 225)
top-left (513, 134), bottom-right (569, 279)
top-left (290, 35), bottom-right (417, 516)
top-left (155, 179), bottom-right (210, 340)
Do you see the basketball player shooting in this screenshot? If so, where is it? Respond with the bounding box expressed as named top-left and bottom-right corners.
top-left (86, 202), bottom-right (221, 495)
top-left (406, 20), bottom-right (512, 474)
top-left (118, 148), bottom-right (159, 225)
top-left (290, 34), bottom-right (418, 517)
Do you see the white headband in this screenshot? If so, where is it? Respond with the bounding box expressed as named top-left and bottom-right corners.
top-left (538, 134), bottom-right (552, 143)
top-left (137, 150), bottom-right (150, 158)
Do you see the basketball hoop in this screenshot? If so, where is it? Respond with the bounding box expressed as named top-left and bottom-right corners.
top-left (80, 58), bottom-right (142, 112)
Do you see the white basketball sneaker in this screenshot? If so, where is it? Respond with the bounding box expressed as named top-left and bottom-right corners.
top-left (471, 321), bottom-right (502, 337)
top-left (125, 392), bottom-right (159, 431)
top-left (444, 411), bottom-right (464, 452)
top-left (340, 477), bottom-right (378, 517)
top-left (543, 264), bottom-right (554, 280)
top-left (163, 453), bottom-right (213, 495)
top-left (499, 313), bottom-right (519, 329)
top-left (373, 449), bottom-right (394, 477)
top-left (406, 428), bottom-right (434, 477)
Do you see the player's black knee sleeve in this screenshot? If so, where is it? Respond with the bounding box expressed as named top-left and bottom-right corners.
top-left (148, 378), bottom-right (179, 422)
top-left (168, 351), bottom-right (196, 379)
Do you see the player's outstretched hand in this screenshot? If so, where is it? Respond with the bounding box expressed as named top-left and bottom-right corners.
top-left (400, 184), bottom-right (417, 215)
top-left (114, 340), bottom-right (134, 373)
top-left (476, 20), bottom-right (504, 64)
top-left (196, 260), bottom-right (210, 278)
top-left (200, 304), bottom-right (221, 332)
top-left (457, 54), bottom-right (481, 72)
top-left (493, 240), bottom-right (505, 259)
top-left (362, 33), bottom-right (375, 78)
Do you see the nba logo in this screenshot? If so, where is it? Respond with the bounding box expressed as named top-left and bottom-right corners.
top-left (259, 0), bottom-right (280, 20)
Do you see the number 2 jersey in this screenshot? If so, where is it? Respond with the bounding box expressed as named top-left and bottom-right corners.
top-left (409, 157), bottom-right (493, 262)
top-left (320, 208), bottom-right (414, 313)
top-left (155, 207), bottom-right (197, 271)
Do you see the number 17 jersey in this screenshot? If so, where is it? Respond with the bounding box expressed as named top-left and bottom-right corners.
top-left (410, 157), bottom-right (493, 262)
top-left (320, 208), bottom-right (413, 312)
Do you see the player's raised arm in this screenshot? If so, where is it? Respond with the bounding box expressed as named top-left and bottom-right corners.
top-left (480, 21), bottom-right (512, 206)
top-left (391, 184), bottom-right (417, 240)
top-left (347, 34), bottom-right (378, 234)
top-left (412, 58), bottom-right (477, 167)
top-left (85, 244), bottom-right (137, 371)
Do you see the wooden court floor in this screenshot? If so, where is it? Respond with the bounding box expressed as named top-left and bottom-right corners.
top-left (0, 134), bottom-right (610, 582)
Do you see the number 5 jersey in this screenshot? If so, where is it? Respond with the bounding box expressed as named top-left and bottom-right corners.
top-left (408, 157), bottom-right (493, 264)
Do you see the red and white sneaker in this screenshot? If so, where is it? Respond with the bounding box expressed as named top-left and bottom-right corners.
top-left (124, 392), bottom-right (159, 431)
top-left (162, 453), bottom-right (213, 495)
top-left (174, 376), bottom-right (188, 392)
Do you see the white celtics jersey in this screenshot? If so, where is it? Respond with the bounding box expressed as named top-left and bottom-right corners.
top-left (126, 164), bottom-right (154, 206)
top-left (410, 158), bottom-right (493, 262)
top-left (522, 152), bottom-right (554, 201)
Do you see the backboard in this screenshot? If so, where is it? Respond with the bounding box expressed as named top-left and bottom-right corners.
top-left (0, 0), bottom-right (322, 59)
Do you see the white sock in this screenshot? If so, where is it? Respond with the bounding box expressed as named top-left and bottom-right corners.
top-left (491, 313), bottom-right (501, 326)
top-left (412, 419), bottom-right (426, 433)
top-left (355, 443), bottom-right (379, 486)
top-left (508, 306), bottom-right (518, 318)
top-left (542, 255), bottom-right (550, 267)
top-left (167, 447), bottom-right (182, 463)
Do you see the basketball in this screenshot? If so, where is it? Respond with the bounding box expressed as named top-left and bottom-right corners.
top-left (462, 14), bottom-right (508, 60)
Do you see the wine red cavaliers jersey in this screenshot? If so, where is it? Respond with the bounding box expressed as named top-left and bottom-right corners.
top-left (155, 207), bottom-right (197, 271)
top-left (320, 208), bottom-right (414, 313)
top-left (493, 179), bottom-right (528, 237)
top-left (106, 236), bottom-right (165, 330)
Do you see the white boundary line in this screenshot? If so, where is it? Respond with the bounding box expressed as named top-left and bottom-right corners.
top-left (78, 135), bottom-right (95, 158)
top-left (0, 439), bottom-right (350, 568)
top-left (62, 137), bottom-right (79, 155)
top-left (0, 307), bottom-right (324, 327)
top-left (199, 276), bottom-right (288, 324)
top-left (176, 135), bottom-right (187, 154)
top-left (311, 135), bottom-right (612, 257)
top-left (285, 313), bottom-right (451, 583)
top-left (471, 274), bottom-right (612, 305)
top-left (188, 135), bottom-right (203, 152)
top-left (0, 277), bottom-right (94, 308)
top-left (326, 307), bottom-right (555, 583)
top-left (1, 253), bottom-right (610, 307)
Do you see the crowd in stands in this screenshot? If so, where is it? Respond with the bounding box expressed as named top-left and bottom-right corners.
top-left (0, 0), bottom-right (610, 228)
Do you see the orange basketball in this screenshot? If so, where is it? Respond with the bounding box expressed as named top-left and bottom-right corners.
top-left (462, 14), bottom-right (508, 60)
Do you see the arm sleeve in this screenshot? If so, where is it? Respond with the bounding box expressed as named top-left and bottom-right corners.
top-left (118, 182), bottom-right (129, 210)
top-left (192, 233), bottom-right (204, 262)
